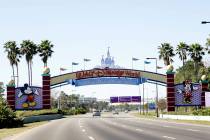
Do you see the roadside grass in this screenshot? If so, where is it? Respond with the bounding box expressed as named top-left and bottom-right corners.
top-left (132, 113), bottom-right (210, 126)
top-left (15, 109), bottom-right (59, 118)
top-left (0, 121), bottom-right (48, 139)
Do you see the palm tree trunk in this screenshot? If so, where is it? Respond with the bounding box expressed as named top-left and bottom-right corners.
top-left (194, 62), bottom-right (198, 82)
top-left (16, 64), bottom-right (19, 87)
top-left (183, 59), bottom-right (185, 80)
top-left (30, 60), bottom-right (33, 86)
top-left (12, 65), bottom-right (15, 81)
top-left (27, 61), bottom-right (31, 86)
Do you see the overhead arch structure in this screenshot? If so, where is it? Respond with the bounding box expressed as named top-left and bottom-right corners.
top-left (50, 68), bottom-right (167, 88)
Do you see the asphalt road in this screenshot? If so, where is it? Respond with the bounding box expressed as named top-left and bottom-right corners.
top-left (6, 112), bottom-right (210, 140)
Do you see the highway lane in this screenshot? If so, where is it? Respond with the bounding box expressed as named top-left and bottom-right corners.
top-left (4, 112), bottom-right (210, 140)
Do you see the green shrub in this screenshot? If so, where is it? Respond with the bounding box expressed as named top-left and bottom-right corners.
top-left (0, 97), bottom-right (23, 128)
top-left (192, 108), bottom-right (210, 116)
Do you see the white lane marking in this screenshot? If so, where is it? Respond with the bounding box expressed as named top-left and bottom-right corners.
top-left (163, 125), bottom-right (172, 128)
top-left (186, 129), bottom-right (200, 132)
top-left (82, 129), bottom-right (86, 132)
top-left (135, 128), bottom-right (143, 132)
top-left (163, 136), bottom-right (176, 139)
top-left (88, 136), bottom-right (95, 140)
top-left (80, 125), bottom-right (83, 128)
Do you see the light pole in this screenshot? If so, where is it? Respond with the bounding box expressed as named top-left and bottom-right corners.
top-left (146, 57), bottom-right (159, 117)
top-left (83, 58), bottom-right (91, 70)
top-left (132, 57), bottom-right (139, 69)
top-left (143, 60), bottom-right (151, 115)
top-left (72, 62), bottom-right (79, 72)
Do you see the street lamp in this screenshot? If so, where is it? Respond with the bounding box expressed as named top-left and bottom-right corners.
top-left (201, 21), bottom-right (210, 24)
top-left (146, 57), bottom-right (159, 117)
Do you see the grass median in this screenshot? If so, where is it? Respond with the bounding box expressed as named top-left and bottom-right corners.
top-left (0, 121), bottom-right (48, 140)
top-left (132, 112), bottom-right (210, 126)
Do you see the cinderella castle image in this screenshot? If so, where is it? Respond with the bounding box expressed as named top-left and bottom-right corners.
top-left (95, 48), bottom-right (122, 69)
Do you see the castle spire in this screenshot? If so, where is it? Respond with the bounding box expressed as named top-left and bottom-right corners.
top-left (107, 47), bottom-right (110, 57)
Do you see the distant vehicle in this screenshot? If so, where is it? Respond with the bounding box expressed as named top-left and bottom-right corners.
top-left (93, 110), bottom-right (101, 117)
top-left (124, 110), bottom-right (128, 113)
top-left (113, 110), bottom-right (119, 115)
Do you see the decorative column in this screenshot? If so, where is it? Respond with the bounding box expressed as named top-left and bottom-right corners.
top-left (6, 80), bottom-right (16, 110)
top-left (42, 68), bottom-right (51, 109)
top-left (201, 75), bottom-right (208, 107)
top-left (166, 65), bottom-right (175, 112)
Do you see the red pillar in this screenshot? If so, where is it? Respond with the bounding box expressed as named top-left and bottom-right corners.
top-left (7, 86), bottom-right (15, 110)
top-left (42, 75), bottom-right (51, 109)
top-left (166, 72), bottom-right (175, 112)
top-left (201, 80), bottom-right (208, 107)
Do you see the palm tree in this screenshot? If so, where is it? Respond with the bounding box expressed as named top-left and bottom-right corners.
top-left (176, 42), bottom-right (189, 80)
top-left (158, 43), bottom-right (175, 66)
top-left (205, 35), bottom-right (210, 54)
top-left (38, 40), bottom-right (54, 67)
top-left (176, 42), bottom-right (189, 66)
top-left (13, 45), bottom-right (21, 86)
top-left (3, 41), bottom-right (21, 86)
top-left (20, 40), bottom-right (37, 86)
top-left (188, 43), bottom-right (205, 82)
top-left (3, 41), bottom-right (16, 81)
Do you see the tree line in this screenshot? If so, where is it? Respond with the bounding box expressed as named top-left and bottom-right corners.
top-left (158, 35), bottom-right (210, 82)
top-left (3, 40), bottom-right (54, 86)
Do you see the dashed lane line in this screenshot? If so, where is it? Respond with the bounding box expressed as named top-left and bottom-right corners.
top-left (135, 128), bottom-right (144, 132)
top-left (186, 129), bottom-right (200, 132)
top-left (88, 136), bottom-right (95, 140)
top-left (163, 136), bottom-right (176, 140)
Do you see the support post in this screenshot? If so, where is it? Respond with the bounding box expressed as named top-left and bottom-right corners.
top-left (42, 74), bottom-right (51, 109)
top-left (7, 84), bottom-right (16, 110)
top-left (201, 80), bottom-right (208, 107)
top-left (166, 71), bottom-right (175, 112)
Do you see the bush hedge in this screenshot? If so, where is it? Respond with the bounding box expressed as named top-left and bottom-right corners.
top-left (192, 108), bottom-right (210, 116)
top-left (0, 97), bottom-right (23, 128)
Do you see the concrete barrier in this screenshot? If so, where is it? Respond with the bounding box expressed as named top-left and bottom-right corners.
top-left (160, 114), bottom-right (210, 121)
top-left (23, 114), bottom-right (63, 124)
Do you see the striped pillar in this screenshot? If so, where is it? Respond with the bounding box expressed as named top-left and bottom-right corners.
top-left (166, 72), bottom-right (175, 112)
top-left (7, 86), bottom-right (16, 110)
top-left (42, 75), bottom-right (51, 109)
top-left (201, 80), bottom-right (208, 107)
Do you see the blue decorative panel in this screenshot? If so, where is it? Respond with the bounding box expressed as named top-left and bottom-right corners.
top-left (69, 77), bottom-right (146, 86)
top-left (175, 83), bottom-right (202, 106)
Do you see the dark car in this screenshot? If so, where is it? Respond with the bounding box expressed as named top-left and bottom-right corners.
top-left (93, 110), bottom-right (101, 117)
top-left (113, 110), bottom-right (119, 115)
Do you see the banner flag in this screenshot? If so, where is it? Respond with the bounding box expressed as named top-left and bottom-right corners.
top-left (72, 62), bottom-right (79, 65)
top-left (144, 61), bottom-right (151, 64)
top-left (60, 68), bottom-right (67, 71)
top-left (84, 58), bottom-right (91, 62)
top-left (132, 57), bottom-right (139, 61)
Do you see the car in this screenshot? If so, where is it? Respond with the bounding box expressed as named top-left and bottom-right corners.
top-left (113, 110), bottom-right (119, 115)
top-left (93, 110), bottom-right (101, 117)
top-left (124, 110), bottom-right (128, 113)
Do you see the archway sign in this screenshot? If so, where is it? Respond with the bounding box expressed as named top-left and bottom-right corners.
top-left (6, 67), bottom-right (208, 112)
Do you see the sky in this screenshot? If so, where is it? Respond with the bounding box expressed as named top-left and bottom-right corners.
top-left (0, 0), bottom-right (210, 100)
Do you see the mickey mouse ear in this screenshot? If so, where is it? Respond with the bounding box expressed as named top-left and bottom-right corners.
top-left (24, 83), bottom-right (29, 88)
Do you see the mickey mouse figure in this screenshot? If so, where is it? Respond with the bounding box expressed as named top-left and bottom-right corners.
top-left (183, 80), bottom-right (193, 104)
top-left (18, 83), bottom-right (39, 108)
